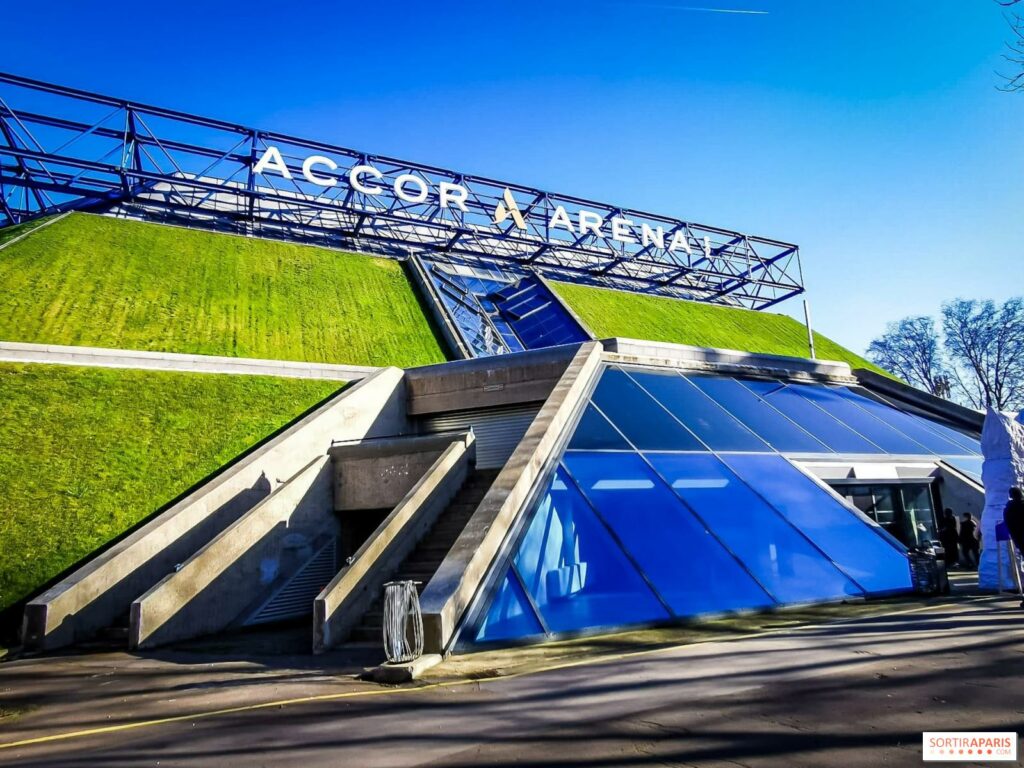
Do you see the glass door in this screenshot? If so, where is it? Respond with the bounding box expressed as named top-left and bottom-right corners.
top-left (834, 483), bottom-right (937, 549)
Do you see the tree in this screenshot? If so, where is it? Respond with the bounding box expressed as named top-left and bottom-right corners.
top-left (941, 298), bottom-right (1024, 410)
top-left (866, 316), bottom-right (949, 397)
top-left (998, 0), bottom-right (1024, 91)
top-left (867, 298), bottom-right (1024, 411)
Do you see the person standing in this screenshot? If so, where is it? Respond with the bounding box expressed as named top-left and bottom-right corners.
top-left (939, 508), bottom-right (959, 568)
top-left (1004, 487), bottom-right (1024, 607)
top-left (959, 512), bottom-right (980, 569)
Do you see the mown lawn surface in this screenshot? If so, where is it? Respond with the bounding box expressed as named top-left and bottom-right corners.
top-left (0, 213), bottom-right (447, 367)
top-left (0, 363), bottom-right (343, 611)
top-left (553, 281), bottom-right (889, 375)
top-left (0, 215), bottom-right (54, 248)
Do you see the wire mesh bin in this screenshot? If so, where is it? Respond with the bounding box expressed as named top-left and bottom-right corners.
top-left (382, 581), bottom-right (424, 663)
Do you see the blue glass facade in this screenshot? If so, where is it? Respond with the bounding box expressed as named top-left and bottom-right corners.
top-left (424, 263), bottom-right (588, 356)
top-left (465, 365), bottom-right (982, 645)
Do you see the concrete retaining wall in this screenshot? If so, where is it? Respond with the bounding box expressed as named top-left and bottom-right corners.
top-left (329, 432), bottom-right (467, 511)
top-left (418, 342), bottom-right (603, 654)
top-left (406, 344), bottom-right (579, 415)
top-left (314, 433), bottom-right (475, 652)
top-left (130, 456), bottom-right (335, 649)
top-left (22, 367), bottom-right (408, 651)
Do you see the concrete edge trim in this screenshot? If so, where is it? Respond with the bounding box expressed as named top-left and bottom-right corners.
top-left (936, 459), bottom-right (984, 492)
top-left (418, 341), bottom-right (604, 654)
top-left (0, 212), bottom-right (71, 252)
top-left (130, 456), bottom-right (331, 649)
top-left (21, 366), bottom-right (405, 650)
top-left (603, 337), bottom-right (855, 379)
top-left (0, 340), bottom-right (378, 381)
top-left (602, 351), bottom-right (858, 386)
top-left (313, 432), bottom-right (475, 653)
top-left (854, 368), bottom-right (983, 432)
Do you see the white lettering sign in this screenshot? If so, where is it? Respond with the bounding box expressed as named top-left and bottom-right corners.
top-left (253, 146), bottom-right (700, 255)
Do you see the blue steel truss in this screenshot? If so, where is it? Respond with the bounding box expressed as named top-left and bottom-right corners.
top-left (0, 72), bottom-right (804, 309)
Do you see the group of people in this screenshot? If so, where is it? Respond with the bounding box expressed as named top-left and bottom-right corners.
top-left (937, 487), bottom-right (1024, 574)
top-left (939, 509), bottom-right (981, 569)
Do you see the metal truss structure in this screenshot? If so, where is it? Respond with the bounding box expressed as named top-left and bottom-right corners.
top-left (0, 72), bottom-right (804, 309)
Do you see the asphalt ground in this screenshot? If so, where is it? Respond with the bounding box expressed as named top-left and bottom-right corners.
top-left (1, 588), bottom-right (1021, 767)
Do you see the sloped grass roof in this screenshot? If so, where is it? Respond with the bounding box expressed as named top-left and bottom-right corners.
top-left (0, 213), bottom-right (447, 367)
top-left (552, 281), bottom-right (887, 375)
top-left (0, 363), bottom-right (343, 612)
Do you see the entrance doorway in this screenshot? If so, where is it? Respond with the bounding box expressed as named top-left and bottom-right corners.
top-left (831, 482), bottom-right (939, 550)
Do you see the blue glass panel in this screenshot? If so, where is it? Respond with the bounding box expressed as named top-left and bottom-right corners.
top-left (912, 416), bottom-right (981, 455)
top-left (837, 388), bottom-right (973, 455)
top-left (567, 405), bottom-right (631, 451)
top-left (491, 277), bottom-right (590, 350)
top-left (591, 368), bottom-right (705, 451)
top-left (474, 569), bottom-right (544, 643)
top-left (627, 370), bottom-right (771, 452)
top-left (686, 374), bottom-right (830, 453)
top-left (563, 452), bottom-right (775, 616)
top-left (943, 456), bottom-right (983, 483)
top-left (514, 466), bottom-right (669, 633)
top-left (740, 379), bottom-right (883, 454)
top-left (789, 384), bottom-right (932, 455)
top-left (722, 454), bottom-right (913, 594)
top-left (646, 453), bottom-right (864, 603)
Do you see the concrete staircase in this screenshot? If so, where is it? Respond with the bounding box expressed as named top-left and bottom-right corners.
top-left (348, 468), bottom-right (499, 644)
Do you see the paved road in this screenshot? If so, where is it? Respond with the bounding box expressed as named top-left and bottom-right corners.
top-left (2, 597), bottom-right (1023, 767)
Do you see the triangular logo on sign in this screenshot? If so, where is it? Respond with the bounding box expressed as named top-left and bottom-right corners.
top-left (494, 188), bottom-right (527, 230)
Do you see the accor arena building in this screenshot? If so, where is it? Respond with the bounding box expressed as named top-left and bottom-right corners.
top-left (0, 72), bottom-right (984, 657)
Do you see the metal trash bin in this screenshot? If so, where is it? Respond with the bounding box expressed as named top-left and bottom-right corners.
top-left (909, 545), bottom-right (948, 595)
top-left (382, 580), bottom-right (424, 663)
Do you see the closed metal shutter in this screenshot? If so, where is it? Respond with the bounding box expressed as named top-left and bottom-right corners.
top-left (419, 403), bottom-right (541, 469)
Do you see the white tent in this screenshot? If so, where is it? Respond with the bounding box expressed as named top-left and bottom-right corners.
top-left (978, 408), bottom-right (1024, 591)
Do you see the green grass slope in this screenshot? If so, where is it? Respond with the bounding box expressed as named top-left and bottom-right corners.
top-left (553, 282), bottom-right (888, 375)
top-left (0, 363), bottom-right (343, 612)
top-left (0, 215), bottom-right (55, 248)
top-left (0, 213), bottom-right (447, 367)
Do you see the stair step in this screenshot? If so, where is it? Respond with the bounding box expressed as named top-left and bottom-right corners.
top-left (351, 626), bottom-right (382, 642)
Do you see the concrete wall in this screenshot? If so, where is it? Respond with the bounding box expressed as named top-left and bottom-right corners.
top-left (130, 456), bottom-right (335, 649)
top-left (418, 342), bottom-right (603, 654)
top-left (313, 433), bottom-right (475, 653)
top-left (935, 463), bottom-right (985, 521)
top-left (22, 367), bottom-right (409, 651)
top-left (603, 338), bottom-right (857, 384)
top-left (406, 344), bottom-right (578, 415)
top-left (329, 432), bottom-right (466, 511)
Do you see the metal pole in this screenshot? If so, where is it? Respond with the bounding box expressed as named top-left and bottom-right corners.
top-left (803, 299), bottom-right (816, 360)
top-left (1011, 540), bottom-right (1023, 594)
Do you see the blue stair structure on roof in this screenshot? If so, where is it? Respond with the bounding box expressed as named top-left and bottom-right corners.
top-left (462, 365), bottom-right (983, 646)
top-left (489, 278), bottom-right (591, 351)
top-left (423, 262), bottom-right (590, 357)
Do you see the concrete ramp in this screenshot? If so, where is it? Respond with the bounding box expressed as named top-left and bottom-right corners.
top-left (131, 456), bottom-right (335, 649)
top-left (22, 367), bottom-right (408, 651)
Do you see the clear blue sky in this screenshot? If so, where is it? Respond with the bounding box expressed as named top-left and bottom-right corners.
top-left (2, 0), bottom-right (1022, 354)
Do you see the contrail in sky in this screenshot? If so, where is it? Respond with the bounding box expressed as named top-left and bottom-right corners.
top-left (632, 4), bottom-right (769, 13)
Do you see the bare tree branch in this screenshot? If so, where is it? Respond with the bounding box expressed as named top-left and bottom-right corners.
top-left (998, 0), bottom-right (1024, 90)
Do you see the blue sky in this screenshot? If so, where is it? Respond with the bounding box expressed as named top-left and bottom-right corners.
top-left (2, 0), bottom-right (1021, 354)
